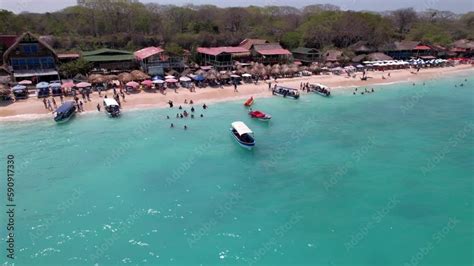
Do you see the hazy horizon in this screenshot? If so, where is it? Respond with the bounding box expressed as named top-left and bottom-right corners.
top-left (0, 0), bottom-right (473, 14)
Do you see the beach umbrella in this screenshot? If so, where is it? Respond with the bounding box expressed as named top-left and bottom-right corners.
top-left (12, 85), bottom-right (26, 91)
top-left (194, 75), bottom-right (205, 81)
top-left (118, 72), bottom-right (133, 83)
top-left (18, 80), bottom-right (32, 85)
top-left (195, 69), bottom-right (205, 76)
top-left (153, 79), bottom-right (165, 84)
top-left (126, 81), bottom-right (139, 88)
top-left (76, 82), bottom-right (92, 88)
top-left (88, 74), bottom-right (104, 83)
top-left (230, 74), bottom-right (240, 78)
top-left (36, 82), bottom-right (49, 89)
top-left (242, 73), bottom-right (252, 78)
top-left (220, 73), bottom-right (231, 79)
top-left (49, 82), bottom-right (62, 88)
top-left (61, 82), bottom-right (75, 88)
top-left (165, 75), bottom-right (175, 79)
top-left (105, 74), bottom-right (118, 81)
top-left (141, 80), bottom-right (153, 87)
top-left (166, 69), bottom-right (179, 76)
top-left (179, 77), bottom-right (191, 82)
top-left (131, 70), bottom-right (150, 81)
top-left (165, 78), bottom-right (178, 83)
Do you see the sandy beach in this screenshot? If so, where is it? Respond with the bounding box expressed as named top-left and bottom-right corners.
top-left (1, 64), bottom-right (472, 121)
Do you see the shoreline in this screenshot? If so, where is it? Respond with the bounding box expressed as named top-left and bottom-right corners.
top-left (0, 65), bottom-right (472, 122)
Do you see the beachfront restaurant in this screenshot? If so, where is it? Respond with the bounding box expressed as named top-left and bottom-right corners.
top-left (251, 43), bottom-right (292, 65)
top-left (135, 46), bottom-right (185, 76)
top-left (382, 41), bottom-right (437, 60)
top-left (197, 47), bottom-right (250, 70)
top-left (2, 32), bottom-right (60, 82)
top-left (82, 48), bottom-right (135, 71)
top-left (292, 47), bottom-right (320, 65)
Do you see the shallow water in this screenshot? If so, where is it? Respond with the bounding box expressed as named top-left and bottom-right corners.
top-left (0, 72), bottom-right (473, 265)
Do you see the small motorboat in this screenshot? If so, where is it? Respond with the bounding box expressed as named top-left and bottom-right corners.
top-left (309, 83), bottom-right (331, 97)
top-left (249, 110), bottom-right (272, 121)
top-left (103, 98), bottom-right (121, 117)
top-left (272, 86), bottom-right (300, 99)
top-left (244, 97), bottom-right (254, 107)
top-left (54, 101), bottom-right (76, 123)
top-left (230, 121), bottom-right (255, 149)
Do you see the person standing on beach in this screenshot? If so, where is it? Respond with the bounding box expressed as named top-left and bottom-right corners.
top-left (121, 92), bottom-right (125, 102)
top-left (42, 98), bottom-right (47, 109)
top-left (168, 100), bottom-right (174, 108)
top-left (52, 98), bottom-right (57, 109)
top-left (97, 103), bottom-right (101, 112)
top-left (60, 95), bottom-right (64, 104)
top-left (268, 82), bottom-right (272, 90)
top-left (79, 101), bottom-right (84, 112)
top-left (234, 82), bottom-right (238, 92)
top-left (47, 99), bottom-right (52, 111)
top-left (74, 96), bottom-right (79, 104)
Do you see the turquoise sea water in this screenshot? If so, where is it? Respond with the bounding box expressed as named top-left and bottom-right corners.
top-left (0, 72), bottom-right (473, 265)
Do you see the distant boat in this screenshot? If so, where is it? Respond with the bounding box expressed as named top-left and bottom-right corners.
top-left (272, 86), bottom-right (300, 99)
top-left (244, 97), bottom-right (254, 106)
top-left (230, 121), bottom-right (255, 149)
top-left (103, 98), bottom-right (121, 117)
top-left (309, 83), bottom-right (331, 97)
top-left (54, 101), bottom-right (76, 123)
top-left (249, 110), bottom-right (271, 121)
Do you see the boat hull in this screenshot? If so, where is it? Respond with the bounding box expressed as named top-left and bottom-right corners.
top-left (230, 129), bottom-right (255, 149)
top-left (54, 112), bottom-right (75, 123)
top-left (272, 91), bottom-right (299, 99)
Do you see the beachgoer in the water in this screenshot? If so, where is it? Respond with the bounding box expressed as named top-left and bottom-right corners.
top-left (180, 114), bottom-right (184, 118)
top-left (200, 114), bottom-right (204, 118)
top-left (191, 107), bottom-right (195, 112)
top-left (171, 123), bottom-right (174, 128)
top-left (166, 115), bottom-right (170, 119)
top-left (371, 88), bottom-right (374, 92)
top-left (179, 105), bottom-right (182, 110)
top-left (191, 114), bottom-right (194, 119)
top-left (203, 104), bottom-right (207, 109)
top-left (353, 92), bottom-right (356, 95)
top-left (184, 125), bottom-right (187, 130)
top-left (176, 113), bottom-right (179, 118)
top-left (97, 104), bottom-right (101, 112)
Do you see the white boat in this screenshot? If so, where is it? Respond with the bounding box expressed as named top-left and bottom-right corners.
top-left (272, 86), bottom-right (300, 99)
top-left (103, 98), bottom-right (121, 117)
top-left (230, 121), bottom-right (255, 149)
top-left (309, 83), bottom-right (331, 96)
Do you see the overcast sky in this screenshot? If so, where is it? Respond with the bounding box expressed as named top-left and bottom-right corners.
top-left (0, 0), bottom-right (473, 13)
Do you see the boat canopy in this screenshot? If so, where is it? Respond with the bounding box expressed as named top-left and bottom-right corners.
top-left (232, 121), bottom-right (253, 135)
top-left (313, 83), bottom-right (329, 89)
top-left (104, 98), bottom-right (119, 107)
top-left (56, 101), bottom-right (75, 113)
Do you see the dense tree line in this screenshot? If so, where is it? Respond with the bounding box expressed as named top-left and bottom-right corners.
top-left (0, 1), bottom-right (472, 53)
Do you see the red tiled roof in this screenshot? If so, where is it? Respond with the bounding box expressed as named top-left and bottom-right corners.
top-left (239, 39), bottom-right (268, 50)
top-left (197, 47), bottom-right (249, 56)
top-left (134, 46), bottom-right (164, 60)
top-left (58, 53), bottom-right (80, 59)
top-left (0, 35), bottom-right (17, 49)
top-left (415, 45), bottom-right (431, 50)
top-left (451, 47), bottom-right (467, 52)
top-left (257, 48), bottom-right (291, 56)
